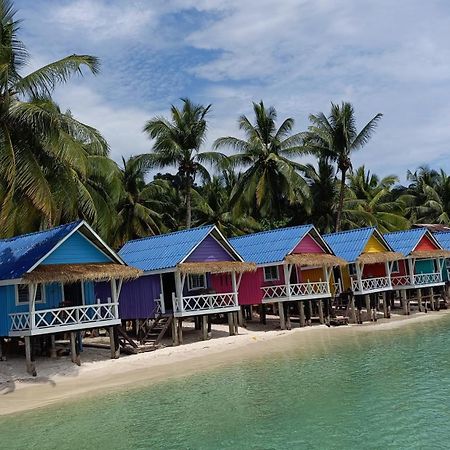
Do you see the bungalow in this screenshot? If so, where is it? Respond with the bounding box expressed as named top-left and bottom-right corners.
top-left (432, 231), bottom-right (450, 284)
top-left (229, 225), bottom-right (345, 329)
top-left (384, 229), bottom-right (449, 313)
top-left (0, 221), bottom-right (140, 375)
top-left (118, 225), bottom-right (255, 345)
top-left (323, 227), bottom-right (403, 322)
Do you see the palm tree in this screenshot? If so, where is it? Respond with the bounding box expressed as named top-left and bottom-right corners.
top-left (345, 166), bottom-right (409, 232)
top-left (0, 0), bottom-right (106, 235)
top-left (214, 100), bottom-right (309, 219)
top-left (143, 98), bottom-right (223, 228)
top-left (405, 167), bottom-right (450, 224)
top-left (304, 102), bottom-right (382, 231)
top-left (114, 155), bottom-right (168, 248)
top-left (193, 171), bottom-right (262, 236)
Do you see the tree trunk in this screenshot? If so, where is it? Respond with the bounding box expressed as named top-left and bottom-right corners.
top-left (335, 169), bottom-right (347, 232)
top-left (186, 176), bottom-right (192, 229)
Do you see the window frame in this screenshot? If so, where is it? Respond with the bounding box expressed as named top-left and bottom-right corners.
top-left (187, 274), bottom-right (207, 291)
top-left (391, 260), bottom-right (399, 274)
top-left (263, 265), bottom-right (280, 282)
top-left (15, 283), bottom-right (46, 306)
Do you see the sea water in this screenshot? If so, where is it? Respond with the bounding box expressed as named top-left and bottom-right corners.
top-left (1, 316), bottom-right (450, 449)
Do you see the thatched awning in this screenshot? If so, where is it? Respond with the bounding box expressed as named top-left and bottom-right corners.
top-left (357, 252), bottom-right (404, 264)
top-left (178, 261), bottom-right (257, 275)
top-left (23, 263), bottom-right (142, 284)
top-left (285, 253), bottom-right (347, 267)
top-left (410, 249), bottom-right (450, 258)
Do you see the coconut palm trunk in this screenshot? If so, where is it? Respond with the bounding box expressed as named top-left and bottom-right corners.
top-left (186, 176), bottom-right (192, 229)
top-left (336, 168), bottom-right (347, 231)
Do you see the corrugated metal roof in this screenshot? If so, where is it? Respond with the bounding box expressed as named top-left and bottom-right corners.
top-left (119, 225), bottom-right (214, 272)
top-left (384, 228), bottom-right (427, 255)
top-left (0, 221), bottom-right (82, 280)
top-left (323, 228), bottom-right (375, 262)
top-left (434, 232), bottom-right (450, 250)
top-left (229, 225), bottom-right (313, 265)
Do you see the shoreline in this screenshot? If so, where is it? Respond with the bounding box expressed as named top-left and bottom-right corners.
top-left (1, 310), bottom-right (449, 417)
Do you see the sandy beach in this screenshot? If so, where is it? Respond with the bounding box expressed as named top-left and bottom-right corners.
top-left (1, 310), bottom-right (449, 417)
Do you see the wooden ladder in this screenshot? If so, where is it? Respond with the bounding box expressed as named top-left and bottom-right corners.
top-left (140, 315), bottom-right (173, 346)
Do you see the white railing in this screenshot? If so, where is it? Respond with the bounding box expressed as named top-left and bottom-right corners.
top-left (332, 281), bottom-right (343, 296)
top-left (9, 303), bottom-right (118, 333)
top-left (262, 281), bottom-right (330, 300)
top-left (174, 292), bottom-right (237, 313)
top-left (352, 276), bottom-right (391, 293)
top-left (155, 295), bottom-right (166, 314)
top-left (391, 275), bottom-right (412, 287)
top-left (414, 272), bottom-right (442, 286)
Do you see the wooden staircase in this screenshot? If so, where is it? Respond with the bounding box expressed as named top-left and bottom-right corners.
top-left (117, 314), bottom-right (173, 354)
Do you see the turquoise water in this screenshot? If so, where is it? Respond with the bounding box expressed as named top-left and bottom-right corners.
top-left (2, 316), bottom-right (450, 449)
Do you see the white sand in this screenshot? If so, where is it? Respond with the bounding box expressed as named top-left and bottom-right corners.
top-left (1, 310), bottom-right (449, 416)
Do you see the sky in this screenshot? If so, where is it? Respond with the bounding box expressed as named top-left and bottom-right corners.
top-left (14, 0), bottom-right (450, 178)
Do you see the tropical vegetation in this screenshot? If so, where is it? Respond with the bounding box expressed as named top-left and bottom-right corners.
top-left (1, 0), bottom-right (449, 247)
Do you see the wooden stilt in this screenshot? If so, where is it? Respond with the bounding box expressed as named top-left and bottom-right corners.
top-left (382, 292), bottom-right (388, 318)
top-left (201, 315), bottom-right (208, 340)
top-left (308, 301), bottom-right (313, 325)
top-left (109, 326), bottom-right (119, 359)
top-left (0, 338), bottom-right (3, 361)
top-left (70, 332), bottom-right (77, 363)
top-left (234, 312), bottom-right (239, 334)
top-left (285, 304), bottom-right (292, 330)
top-left (278, 302), bottom-right (286, 330)
top-left (417, 288), bottom-right (423, 312)
top-left (401, 290), bottom-right (408, 315)
top-left (50, 334), bottom-right (57, 358)
top-left (431, 287), bottom-right (436, 311)
top-left (177, 318), bottom-right (183, 344)
top-left (171, 316), bottom-right (179, 346)
top-left (24, 336), bottom-right (36, 376)
top-left (298, 301), bottom-right (305, 327)
top-left (365, 294), bottom-right (371, 322)
top-left (238, 307), bottom-right (245, 327)
top-left (350, 296), bottom-right (357, 324)
top-left (228, 312), bottom-right (234, 335)
top-left (318, 300), bottom-right (324, 324)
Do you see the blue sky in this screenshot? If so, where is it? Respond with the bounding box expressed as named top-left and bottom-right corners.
top-left (15, 0), bottom-right (450, 177)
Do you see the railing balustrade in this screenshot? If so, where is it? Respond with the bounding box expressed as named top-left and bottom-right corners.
top-left (174, 292), bottom-right (238, 313)
top-left (391, 275), bottom-right (412, 287)
top-left (413, 272), bottom-right (442, 285)
top-left (351, 276), bottom-right (391, 293)
top-left (262, 281), bottom-right (330, 300)
top-left (9, 303), bottom-right (118, 333)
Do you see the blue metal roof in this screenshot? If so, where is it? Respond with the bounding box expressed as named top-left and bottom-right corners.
top-left (323, 227), bottom-right (376, 263)
top-left (119, 225), bottom-right (214, 272)
top-left (0, 221), bottom-right (82, 281)
top-left (384, 229), bottom-right (428, 256)
top-left (434, 232), bottom-right (450, 251)
top-left (229, 225), bottom-right (313, 265)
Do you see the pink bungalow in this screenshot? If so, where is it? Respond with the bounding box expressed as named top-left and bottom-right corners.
top-left (229, 225), bottom-right (344, 328)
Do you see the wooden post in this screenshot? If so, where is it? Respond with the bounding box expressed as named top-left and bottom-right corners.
top-left (382, 292), bottom-right (388, 318)
top-left (318, 300), bottom-right (324, 324)
top-left (430, 287), bottom-right (436, 311)
top-left (238, 307), bottom-right (245, 327)
top-left (350, 295), bottom-right (357, 324)
top-left (308, 301), bottom-right (313, 326)
top-left (234, 312), bottom-right (239, 334)
top-left (278, 302), bottom-right (286, 330)
top-left (177, 318), bottom-right (183, 344)
top-left (401, 290), bottom-right (408, 315)
top-left (228, 312), bottom-right (234, 335)
top-left (24, 336), bottom-right (36, 376)
top-left (417, 288), bottom-right (423, 312)
top-left (50, 334), bottom-right (57, 358)
top-left (201, 315), bottom-right (208, 340)
top-left (285, 303), bottom-right (292, 330)
top-left (109, 326), bottom-right (119, 359)
top-left (365, 294), bottom-right (371, 322)
top-left (0, 338), bottom-right (3, 361)
top-left (298, 301), bottom-right (305, 327)
top-left (171, 316), bottom-right (179, 346)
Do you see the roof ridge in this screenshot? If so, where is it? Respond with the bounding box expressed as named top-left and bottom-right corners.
top-left (323, 227), bottom-right (375, 238)
top-left (0, 220), bottom-right (82, 244)
top-left (121, 225), bottom-right (214, 246)
top-left (230, 224), bottom-right (313, 241)
top-left (384, 228), bottom-right (425, 237)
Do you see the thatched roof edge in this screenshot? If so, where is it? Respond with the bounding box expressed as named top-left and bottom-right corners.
top-left (178, 261), bottom-right (257, 274)
top-left (285, 253), bottom-right (347, 267)
top-left (357, 252), bottom-right (404, 264)
top-left (410, 249), bottom-right (450, 258)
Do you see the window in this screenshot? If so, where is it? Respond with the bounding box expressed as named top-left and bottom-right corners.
top-left (188, 274), bottom-right (207, 291)
top-left (391, 261), bottom-right (399, 273)
top-left (348, 263), bottom-right (357, 276)
top-left (15, 284), bottom-right (45, 305)
top-left (264, 266), bottom-right (280, 281)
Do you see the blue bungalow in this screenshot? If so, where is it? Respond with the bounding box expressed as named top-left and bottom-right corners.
top-left (0, 221), bottom-right (139, 374)
top-left (118, 225), bottom-right (254, 344)
top-left (384, 229), bottom-right (448, 312)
